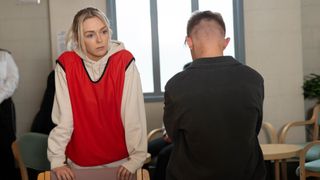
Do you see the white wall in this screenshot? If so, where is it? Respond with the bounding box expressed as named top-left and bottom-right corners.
top-left (244, 0), bottom-right (305, 143)
top-left (301, 1), bottom-right (320, 76)
top-left (0, 0), bottom-right (51, 137)
top-left (48, 0), bottom-right (106, 64)
top-left (301, 0), bottom-right (320, 112)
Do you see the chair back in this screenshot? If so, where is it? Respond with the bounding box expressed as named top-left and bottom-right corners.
top-left (15, 132), bottom-right (50, 170)
top-left (310, 105), bottom-right (320, 141)
top-left (147, 127), bottom-right (165, 141)
top-left (278, 104), bottom-right (320, 143)
top-left (298, 140), bottom-right (320, 180)
top-left (261, 122), bottom-right (277, 143)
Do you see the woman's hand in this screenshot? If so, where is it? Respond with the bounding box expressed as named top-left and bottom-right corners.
top-left (117, 166), bottom-right (134, 180)
top-left (52, 165), bottom-right (75, 180)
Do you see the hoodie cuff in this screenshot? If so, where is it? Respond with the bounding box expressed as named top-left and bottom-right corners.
top-left (50, 158), bottom-right (67, 169)
top-left (121, 159), bottom-right (142, 174)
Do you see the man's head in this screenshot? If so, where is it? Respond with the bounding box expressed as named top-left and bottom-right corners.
top-left (185, 11), bottom-right (230, 60)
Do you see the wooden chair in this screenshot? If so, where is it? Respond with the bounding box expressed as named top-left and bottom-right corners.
top-left (279, 104), bottom-right (320, 145)
top-left (278, 104), bottom-right (320, 180)
top-left (37, 168), bottom-right (150, 180)
top-left (146, 127), bottom-right (166, 168)
top-left (260, 121), bottom-right (283, 180)
top-left (298, 140), bottom-right (320, 180)
top-left (261, 121), bottom-right (278, 144)
top-left (147, 127), bottom-right (165, 142)
top-left (12, 132), bottom-right (50, 180)
top-left (12, 140), bottom-right (28, 180)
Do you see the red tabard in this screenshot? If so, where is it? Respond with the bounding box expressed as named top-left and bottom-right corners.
top-left (57, 50), bottom-right (133, 166)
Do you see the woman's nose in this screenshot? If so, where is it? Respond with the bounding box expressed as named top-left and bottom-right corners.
top-left (96, 34), bottom-right (102, 42)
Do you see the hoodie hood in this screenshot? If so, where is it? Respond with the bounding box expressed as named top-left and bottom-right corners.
top-left (74, 40), bottom-right (125, 81)
top-left (75, 40), bottom-right (125, 64)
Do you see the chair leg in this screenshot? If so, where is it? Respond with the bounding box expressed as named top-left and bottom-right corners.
top-left (274, 160), bottom-right (280, 180)
top-left (142, 169), bottom-right (150, 180)
top-left (281, 159), bottom-right (288, 180)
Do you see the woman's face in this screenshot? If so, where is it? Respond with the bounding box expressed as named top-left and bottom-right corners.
top-left (82, 16), bottom-right (109, 61)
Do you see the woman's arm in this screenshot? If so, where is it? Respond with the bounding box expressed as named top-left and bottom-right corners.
top-left (47, 64), bottom-right (74, 169)
top-left (120, 62), bottom-right (147, 173)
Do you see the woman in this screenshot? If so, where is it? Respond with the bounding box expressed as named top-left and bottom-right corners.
top-left (47, 7), bottom-right (147, 180)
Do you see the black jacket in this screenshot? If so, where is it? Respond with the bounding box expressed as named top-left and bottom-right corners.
top-left (31, 70), bottom-right (56, 134)
top-left (164, 56), bottom-right (266, 180)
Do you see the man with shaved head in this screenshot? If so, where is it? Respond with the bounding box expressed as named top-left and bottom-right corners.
top-left (163, 11), bottom-right (266, 180)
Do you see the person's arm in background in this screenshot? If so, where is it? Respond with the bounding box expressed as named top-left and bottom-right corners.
top-left (120, 61), bottom-right (147, 175)
top-left (0, 52), bottom-right (19, 104)
top-left (163, 62), bottom-right (189, 141)
top-left (163, 90), bottom-right (176, 142)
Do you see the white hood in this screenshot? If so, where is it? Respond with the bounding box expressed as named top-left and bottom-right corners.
top-left (74, 40), bottom-right (125, 81)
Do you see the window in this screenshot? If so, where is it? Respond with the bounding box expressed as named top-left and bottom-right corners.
top-left (115, 0), bottom-right (154, 93)
top-left (107, 0), bottom-right (245, 101)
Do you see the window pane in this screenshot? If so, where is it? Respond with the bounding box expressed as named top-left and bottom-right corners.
top-left (116, 0), bottom-right (154, 93)
top-left (158, 0), bottom-right (192, 91)
top-left (199, 0), bottom-right (235, 57)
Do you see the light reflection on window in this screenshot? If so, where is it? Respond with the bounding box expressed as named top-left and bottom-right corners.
top-left (116, 0), bottom-right (154, 93)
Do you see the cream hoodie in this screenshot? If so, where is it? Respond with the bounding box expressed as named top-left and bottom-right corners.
top-left (47, 40), bottom-right (147, 173)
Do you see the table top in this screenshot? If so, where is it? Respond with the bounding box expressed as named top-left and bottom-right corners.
top-left (260, 144), bottom-right (303, 160)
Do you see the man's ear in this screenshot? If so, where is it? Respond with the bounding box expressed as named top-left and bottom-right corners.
top-left (223, 37), bottom-right (230, 49)
top-left (186, 36), bottom-right (193, 50)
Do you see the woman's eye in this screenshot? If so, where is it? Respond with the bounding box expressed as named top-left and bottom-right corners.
top-left (102, 30), bottom-right (108, 34)
top-left (85, 34), bottom-right (94, 38)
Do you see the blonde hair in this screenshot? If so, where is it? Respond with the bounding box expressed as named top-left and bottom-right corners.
top-left (66, 7), bottom-right (112, 52)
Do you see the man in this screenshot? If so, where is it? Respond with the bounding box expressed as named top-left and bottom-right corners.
top-left (163, 11), bottom-right (265, 180)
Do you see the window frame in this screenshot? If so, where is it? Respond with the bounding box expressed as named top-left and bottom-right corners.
top-left (106, 0), bottom-right (245, 102)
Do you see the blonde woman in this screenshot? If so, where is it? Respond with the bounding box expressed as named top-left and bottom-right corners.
top-left (47, 7), bottom-right (147, 180)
